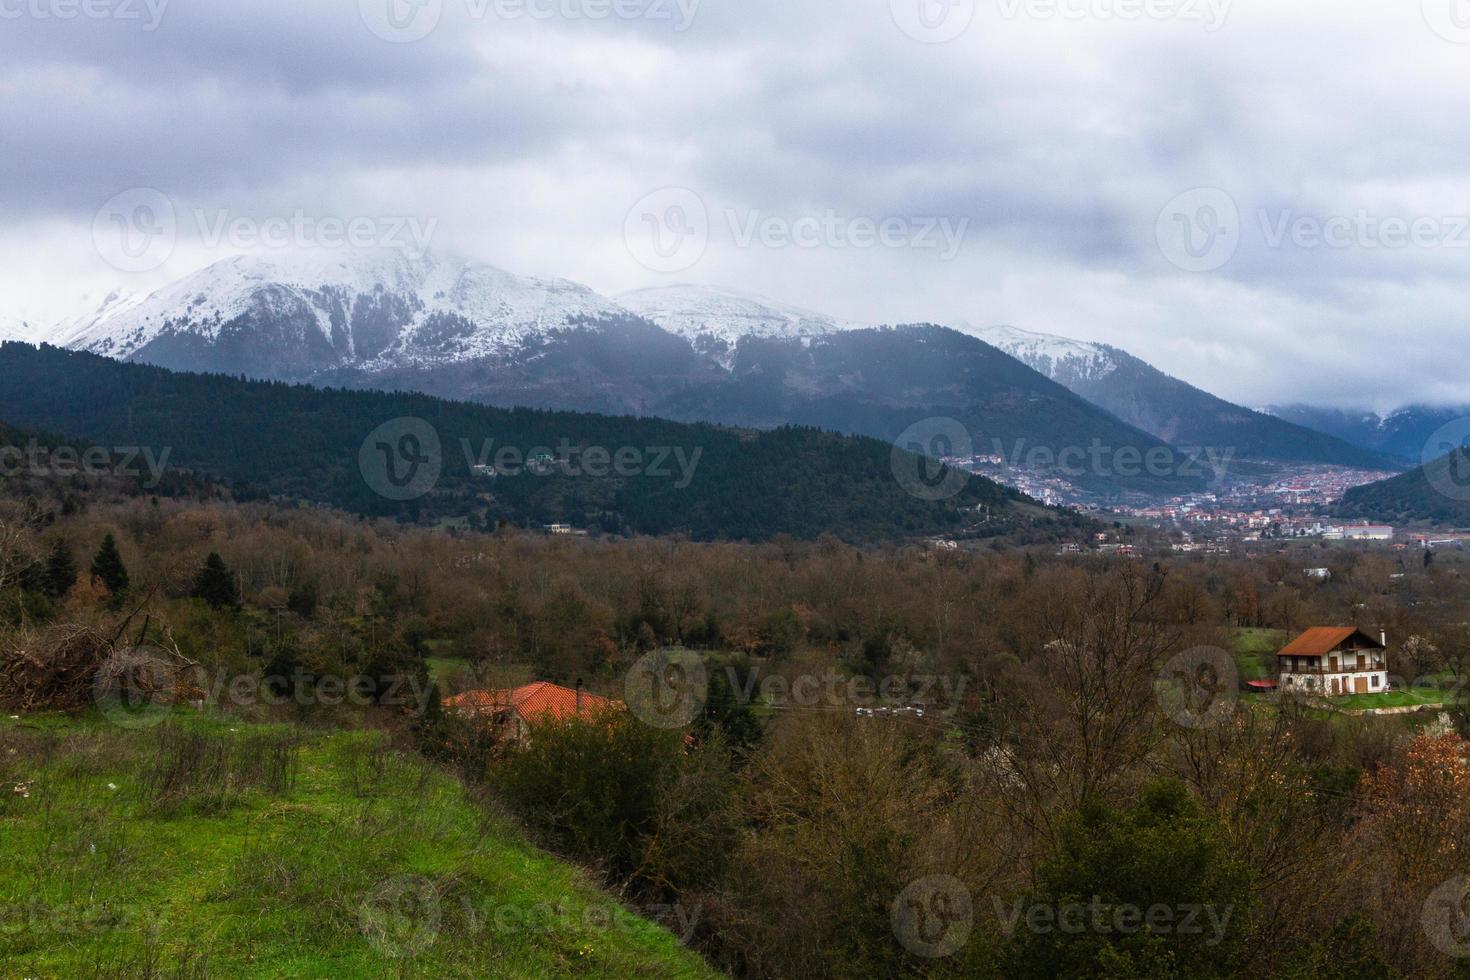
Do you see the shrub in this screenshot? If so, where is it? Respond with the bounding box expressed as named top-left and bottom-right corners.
top-left (1001, 779), bottom-right (1256, 979)
top-left (142, 722), bottom-right (299, 813)
top-left (492, 709), bottom-right (736, 890)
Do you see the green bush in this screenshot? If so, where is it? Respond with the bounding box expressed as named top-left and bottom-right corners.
top-left (1002, 780), bottom-right (1256, 979)
top-left (492, 709), bottom-right (736, 891)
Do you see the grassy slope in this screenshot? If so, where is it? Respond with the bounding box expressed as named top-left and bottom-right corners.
top-left (0, 715), bottom-right (719, 979)
top-left (1333, 687), bottom-right (1459, 711)
top-left (1231, 628), bottom-right (1286, 681)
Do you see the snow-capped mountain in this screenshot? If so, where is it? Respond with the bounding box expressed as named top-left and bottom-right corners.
top-left (617, 284), bottom-right (866, 369)
top-left (60, 248), bottom-right (626, 379)
top-left (31, 249), bottom-right (1389, 474)
top-left (966, 324), bottom-right (1120, 386)
top-left (619, 291), bottom-right (1123, 389)
top-left (0, 318), bottom-right (38, 343)
top-left (614, 292), bottom-right (1382, 466)
top-left (51, 289), bottom-right (143, 349)
top-left (619, 284), bottom-right (860, 345)
top-left (963, 324), bottom-right (1389, 468)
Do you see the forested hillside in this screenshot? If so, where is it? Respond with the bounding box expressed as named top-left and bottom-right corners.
top-left (1338, 448), bottom-right (1470, 524)
top-left (0, 343), bottom-right (1083, 543)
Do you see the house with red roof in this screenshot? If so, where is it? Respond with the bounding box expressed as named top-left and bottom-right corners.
top-left (443, 681), bottom-right (621, 742)
top-left (1278, 627), bottom-right (1389, 696)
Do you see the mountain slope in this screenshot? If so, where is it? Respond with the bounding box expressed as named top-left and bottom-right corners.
top-left (323, 320), bottom-right (1207, 498)
top-left (969, 325), bottom-right (1394, 469)
top-left (618, 284), bottom-right (857, 365)
top-left (1337, 448), bottom-right (1470, 525)
top-left (49, 255), bottom-right (1210, 497)
top-left (59, 249), bottom-right (626, 380)
top-left (0, 342), bottom-right (1065, 543)
top-left (618, 288), bottom-right (1220, 496)
top-left (650, 324), bottom-right (1211, 496)
top-left (1268, 404), bottom-right (1470, 464)
top-left (0, 716), bottom-right (720, 978)
top-left (0, 318), bottom-right (36, 343)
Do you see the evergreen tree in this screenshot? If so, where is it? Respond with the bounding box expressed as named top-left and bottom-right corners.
top-left (696, 661), bottom-right (763, 755)
top-left (41, 538), bottom-right (76, 600)
top-left (90, 533), bottom-right (129, 596)
top-left (191, 551), bottom-right (240, 610)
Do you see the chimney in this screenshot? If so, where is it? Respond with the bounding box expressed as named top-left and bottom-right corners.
top-left (1380, 629), bottom-right (1388, 648)
top-left (575, 677), bottom-right (584, 713)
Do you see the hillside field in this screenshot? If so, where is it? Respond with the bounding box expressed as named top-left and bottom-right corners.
top-left (0, 713), bottom-right (718, 979)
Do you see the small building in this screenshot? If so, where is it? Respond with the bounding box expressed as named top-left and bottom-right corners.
top-left (1278, 627), bottom-right (1389, 696)
top-left (444, 681), bottom-right (620, 743)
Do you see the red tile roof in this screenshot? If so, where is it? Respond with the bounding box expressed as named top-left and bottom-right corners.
top-left (1277, 627), bottom-right (1384, 657)
top-left (444, 682), bottom-right (620, 725)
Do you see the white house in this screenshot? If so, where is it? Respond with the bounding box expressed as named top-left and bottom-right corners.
top-left (1278, 627), bottom-right (1389, 696)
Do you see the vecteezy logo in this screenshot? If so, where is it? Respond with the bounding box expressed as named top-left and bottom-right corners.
top-left (891, 417), bottom-right (973, 502)
top-left (359, 418), bottom-right (443, 501)
top-left (1423, 0), bottom-right (1470, 43)
top-left (1424, 876), bottom-right (1470, 957)
top-left (624, 187), bottom-right (709, 273)
top-left (1156, 187), bottom-right (1240, 273)
top-left (1422, 417), bottom-right (1470, 503)
top-left (891, 876), bottom-right (973, 958)
top-left (93, 188), bottom-right (177, 273)
top-left (359, 0), bottom-right (443, 43)
top-left (1154, 646), bottom-right (1238, 729)
top-left (890, 0), bottom-right (976, 43)
top-left (625, 648), bottom-right (708, 729)
top-left (360, 875), bottom-right (442, 959)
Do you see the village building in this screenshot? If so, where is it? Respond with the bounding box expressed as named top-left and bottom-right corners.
top-left (443, 681), bottom-right (620, 743)
top-left (1277, 627), bottom-right (1389, 696)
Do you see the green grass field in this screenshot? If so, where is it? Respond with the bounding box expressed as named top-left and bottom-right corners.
top-left (0, 713), bottom-right (720, 979)
top-left (424, 655), bottom-right (472, 686)
top-left (1332, 687), bottom-right (1461, 711)
top-left (1231, 628), bottom-right (1286, 681)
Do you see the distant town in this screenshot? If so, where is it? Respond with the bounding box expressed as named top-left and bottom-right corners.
top-left (956, 456), bottom-right (1470, 547)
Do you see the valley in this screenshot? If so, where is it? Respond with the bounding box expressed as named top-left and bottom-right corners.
top-left (11, 4), bottom-right (1470, 978)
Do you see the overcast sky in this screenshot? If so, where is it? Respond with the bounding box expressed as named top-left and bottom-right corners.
top-left (3, 0), bottom-right (1469, 411)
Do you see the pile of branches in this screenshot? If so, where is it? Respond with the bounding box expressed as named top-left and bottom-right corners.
top-left (0, 605), bottom-right (198, 714)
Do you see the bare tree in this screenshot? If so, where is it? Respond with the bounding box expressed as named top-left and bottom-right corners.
top-left (997, 563), bottom-right (1188, 845)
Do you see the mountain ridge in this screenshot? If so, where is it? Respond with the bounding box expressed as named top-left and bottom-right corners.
top-left (14, 249), bottom-right (1395, 491)
top-left (967, 325), bottom-right (1393, 469)
top-left (1268, 404), bottom-right (1470, 464)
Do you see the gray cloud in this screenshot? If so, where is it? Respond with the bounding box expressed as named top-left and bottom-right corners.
top-left (1, 0), bottom-right (1468, 409)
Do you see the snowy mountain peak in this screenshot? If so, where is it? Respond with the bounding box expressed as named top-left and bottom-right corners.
top-left (59, 247), bottom-right (625, 370)
top-left (965, 324), bottom-right (1120, 384)
top-left (617, 283), bottom-right (865, 345)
